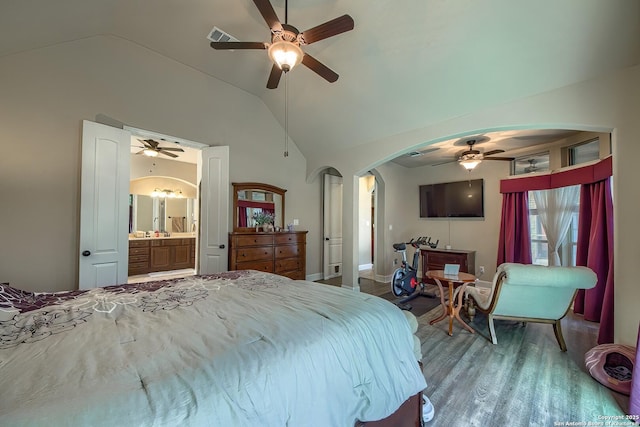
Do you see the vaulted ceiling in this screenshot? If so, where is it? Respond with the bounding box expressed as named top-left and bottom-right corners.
top-left (3, 0), bottom-right (639, 163)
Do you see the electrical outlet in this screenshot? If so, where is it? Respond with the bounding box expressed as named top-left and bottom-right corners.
top-left (479, 266), bottom-right (485, 275)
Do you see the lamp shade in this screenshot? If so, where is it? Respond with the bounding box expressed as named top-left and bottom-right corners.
top-left (268, 41), bottom-right (303, 72)
top-left (143, 148), bottom-right (159, 157)
top-left (460, 158), bottom-right (481, 170)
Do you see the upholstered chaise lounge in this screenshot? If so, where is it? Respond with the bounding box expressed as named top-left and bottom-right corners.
top-left (464, 263), bottom-right (597, 351)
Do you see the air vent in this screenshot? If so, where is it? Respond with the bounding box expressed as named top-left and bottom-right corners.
top-left (408, 151), bottom-right (423, 157)
top-left (207, 26), bottom-right (238, 43)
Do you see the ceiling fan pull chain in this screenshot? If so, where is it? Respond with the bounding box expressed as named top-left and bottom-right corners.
top-left (285, 0), bottom-right (288, 24)
top-left (284, 72), bottom-right (289, 158)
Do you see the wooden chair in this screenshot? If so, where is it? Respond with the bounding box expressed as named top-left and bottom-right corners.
top-left (464, 263), bottom-right (597, 351)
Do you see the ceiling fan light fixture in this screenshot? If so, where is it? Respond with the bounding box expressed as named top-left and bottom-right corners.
top-left (459, 157), bottom-right (481, 170)
top-left (143, 148), bottom-right (159, 157)
top-left (268, 41), bottom-right (303, 72)
top-left (151, 188), bottom-right (183, 198)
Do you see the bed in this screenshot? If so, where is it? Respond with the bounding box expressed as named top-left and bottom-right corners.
top-left (0, 270), bottom-right (426, 426)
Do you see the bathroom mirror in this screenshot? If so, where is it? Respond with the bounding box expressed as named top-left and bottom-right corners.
top-left (232, 182), bottom-right (286, 231)
top-left (130, 195), bottom-right (197, 234)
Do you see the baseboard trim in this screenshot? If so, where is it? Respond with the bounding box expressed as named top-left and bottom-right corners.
top-left (306, 272), bottom-right (323, 282)
top-left (359, 263), bottom-right (373, 271)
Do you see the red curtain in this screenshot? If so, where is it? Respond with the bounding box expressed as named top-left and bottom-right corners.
top-left (237, 200), bottom-right (276, 227)
top-left (573, 177), bottom-right (615, 344)
top-left (238, 206), bottom-right (248, 227)
top-left (497, 191), bottom-right (532, 265)
top-left (629, 323), bottom-right (640, 419)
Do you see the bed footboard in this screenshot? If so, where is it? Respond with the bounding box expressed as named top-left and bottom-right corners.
top-left (355, 391), bottom-right (422, 427)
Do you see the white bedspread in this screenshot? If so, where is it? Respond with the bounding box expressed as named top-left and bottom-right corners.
top-left (0, 271), bottom-right (426, 426)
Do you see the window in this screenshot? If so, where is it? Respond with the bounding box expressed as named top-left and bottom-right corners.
top-left (528, 196), bottom-right (548, 265)
top-left (528, 187), bottom-right (580, 266)
top-left (512, 152), bottom-right (550, 176)
top-left (568, 138), bottom-right (599, 165)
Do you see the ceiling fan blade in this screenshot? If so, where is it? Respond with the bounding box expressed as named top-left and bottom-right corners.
top-left (147, 139), bottom-right (161, 148)
top-left (135, 149), bottom-right (145, 155)
top-left (138, 139), bottom-right (155, 148)
top-left (299, 14), bottom-right (354, 45)
top-left (157, 147), bottom-right (184, 152)
top-left (431, 159), bottom-right (458, 167)
top-left (210, 41), bottom-right (267, 50)
top-left (483, 149), bottom-right (506, 156)
top-left (301, 54), bottom-right (338, 83)
top-left (484, 157), bottom-right (515, 161)
top-left (158, 150), bottom-right (179, 158)
top-left (253, 0), bottom-right (282, 31)
top-left (266, 64), bottom-right (283, 89)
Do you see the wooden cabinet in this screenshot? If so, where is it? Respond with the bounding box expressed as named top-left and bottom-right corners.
top-left (128, 240), bottom-right (151, 276)
top-left (129, 238), bottom-right (196, 276)
top-left (421, 248), bottom-right (475, 284)
top-left (229, 231), bottom-right (307, 280)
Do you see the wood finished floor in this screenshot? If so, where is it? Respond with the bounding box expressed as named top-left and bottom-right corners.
top-left (320, 274), bottom-right (630, 427)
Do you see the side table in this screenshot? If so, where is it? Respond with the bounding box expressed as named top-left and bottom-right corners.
top-left (426, 270), bottom-right (476, 336)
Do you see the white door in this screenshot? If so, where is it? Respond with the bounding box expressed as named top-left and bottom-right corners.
top-left (79, 121), bottom-right (131, 289)
top-left (198, 146), bottom-right (229, 274)
top-left (323, 174), bottom-right (343, 279)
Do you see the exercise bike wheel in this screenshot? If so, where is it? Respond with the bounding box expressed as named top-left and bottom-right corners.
top-left (391, 269), bottom-right (406, 297)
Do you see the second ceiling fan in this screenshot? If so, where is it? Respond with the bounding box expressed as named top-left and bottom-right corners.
top-left (210, 0), bottom-right (354, 89)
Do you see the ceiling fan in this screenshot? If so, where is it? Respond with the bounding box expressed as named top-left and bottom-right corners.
top-left (432, 138), bottom-right (515, 170)
top-left (135, 139), bottom-right (185, 158)
top-left (457, 139), bottom-right (515, 170)
top-left (210, 0), bottom-right (354, 89)
top-left (524, 159), bottom-right (539, 173)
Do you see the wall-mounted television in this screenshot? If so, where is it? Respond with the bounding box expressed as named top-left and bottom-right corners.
top-left (419, 179), bottom-right (484, 218)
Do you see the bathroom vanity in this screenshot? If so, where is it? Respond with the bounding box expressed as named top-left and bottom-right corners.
top-left (128, 235), bottom-right (196, 276)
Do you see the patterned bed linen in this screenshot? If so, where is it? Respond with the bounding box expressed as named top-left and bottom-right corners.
top-left (0, 271), bottom-right (426, 426)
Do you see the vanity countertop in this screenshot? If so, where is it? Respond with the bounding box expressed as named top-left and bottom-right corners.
top-left (129, 233), bottom-right (196, 241)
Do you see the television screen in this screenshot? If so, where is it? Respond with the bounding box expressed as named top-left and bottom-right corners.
top-left (419, 179), bottom-right (484, 218)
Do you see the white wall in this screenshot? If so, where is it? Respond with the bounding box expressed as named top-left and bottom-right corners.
top-left (358, 175), bottom-right (373, 268)
top-left (130, 155), bottom-right (197, 183)
top-left (0, 35), bottom-right (322, 292)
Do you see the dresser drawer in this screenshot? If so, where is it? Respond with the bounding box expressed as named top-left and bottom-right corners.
top-left (129, 247), bottom-right (150, 256)
top-left (234, 235), bottom-right (274, 247)
top-left (129, 261), bottom-right (149, 270)
top-left (235, 247), bottom-right (274, 262)
top-left (236, 260), bottom-right (274, 273)
top-left (279, 270), bottom-right (305, 280)
top-left (275, 244), bottom-right (301, 259)
top-left (129, 240), bottom-right (150, 248)
top-left (275, 258), bottom-right (303, 273)
top-left (427, 253), bottom-right (467, 269)
top-left (129, 254), bottom-right (149, 263)
top-left (274, 233), bottom-right (305, 245)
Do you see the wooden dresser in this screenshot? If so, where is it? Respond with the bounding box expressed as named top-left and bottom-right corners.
top-left (228, 231), bottom-right (307, 280)
top-left (421, 247), bottom-right (476, 285)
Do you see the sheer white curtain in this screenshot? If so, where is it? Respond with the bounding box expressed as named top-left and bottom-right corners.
top-left (532, 185), bottom-right (580, 266)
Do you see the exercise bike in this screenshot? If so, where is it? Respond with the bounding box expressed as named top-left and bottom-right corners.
top-left (391, 237), bottom-right (437, 311)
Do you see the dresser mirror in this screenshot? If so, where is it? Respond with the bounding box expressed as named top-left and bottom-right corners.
top-left (232, 182), bottom-right (286, 231)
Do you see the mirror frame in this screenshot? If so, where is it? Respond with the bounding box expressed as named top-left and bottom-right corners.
top-left (232, 182), bottom-right (286, 232)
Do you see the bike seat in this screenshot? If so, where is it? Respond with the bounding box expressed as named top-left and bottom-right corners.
top-left (393, 243), bottom-right (406, 251)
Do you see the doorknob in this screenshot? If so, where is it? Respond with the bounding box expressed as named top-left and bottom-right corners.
top-left (219, 244), bottom-right (225, 249)
top-left (325, 237), bottom-right (330, 241)
top-left (82, 250), bottom-right (91, 257)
